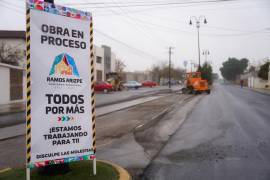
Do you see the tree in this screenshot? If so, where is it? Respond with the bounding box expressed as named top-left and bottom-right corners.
top-left (150, 61), bottom-right (185, 83)
top-left (258, 61), bottom-right (270, 80)
top-left (115, 59), bottom-right (126, 73)
top-left (199, 62), bottom-right (213, 84)
top-left (220, 57), bottom-right (249, 81)
top-left (151, 64), bottom-right (161, 83)
top-left (0, 41), bottom-right (24, 66)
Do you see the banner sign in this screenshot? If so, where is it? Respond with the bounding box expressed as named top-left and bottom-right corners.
top-left (26, 0), bottom-right (95, 168)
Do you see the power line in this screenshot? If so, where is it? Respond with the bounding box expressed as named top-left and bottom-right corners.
top-left (64, 0), bottom-right (239, 8)
top-left (86, 0), bottom-right (269, 17)
top-left (109, 0), bottom-right (172, 45)
top-left (112, 15), bottom-right (269, 37)
top-left (95, 29), bottom-right (164, 61)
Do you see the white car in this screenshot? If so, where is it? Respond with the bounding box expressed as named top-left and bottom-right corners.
top-left (123, 81), bottom-right (142, 89)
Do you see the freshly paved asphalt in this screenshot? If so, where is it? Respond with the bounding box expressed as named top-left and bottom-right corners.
top-left (143, 83), bottom-right (270, 180)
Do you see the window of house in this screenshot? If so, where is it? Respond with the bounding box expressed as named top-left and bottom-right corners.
top-left (96, 56), bottom-right (102, 64)
top-left (97, 70), bottom-right (103, 81)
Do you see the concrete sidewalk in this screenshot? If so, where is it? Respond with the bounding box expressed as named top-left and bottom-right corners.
top-left (248, 87), bottom-right (270, 96)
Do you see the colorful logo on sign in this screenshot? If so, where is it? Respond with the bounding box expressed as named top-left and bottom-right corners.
top-left (49, 53), bottom-right (79, 77)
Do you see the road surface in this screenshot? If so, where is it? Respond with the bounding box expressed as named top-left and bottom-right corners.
top-left (0, 92), bottom-right (188, 169)
top-left (0, 86), bottom-right (180, 128)
top-left (143, 83), bottom-right (270, 180)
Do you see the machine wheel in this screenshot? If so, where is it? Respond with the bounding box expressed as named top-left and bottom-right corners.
top-left (181, 88), bottom-right (187, 94)
top-left (206, 89), bottom-right (211, 94)
top-left (194, 90), bottom-right (200, 95)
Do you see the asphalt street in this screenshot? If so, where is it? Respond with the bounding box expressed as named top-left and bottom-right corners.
top-left (0, 86), bottom-right (179, 128)
top-left (143, 83), bottom-right (270, 180)
top-left (0, 93), bottom-right (189, 169)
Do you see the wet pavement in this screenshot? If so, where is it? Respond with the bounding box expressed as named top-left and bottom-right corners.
top-left (0, 94), bottom-right (167, 140)
top-left (95, 85), bottom-right (181, 107)
top-left (0, 93), bottom-right (191, 169)
top-left (96, 94), bottom-right (201, 178)
top-left (142, 83), bottom-right (270, 180)
top-left (0, 86), bottom-right (181, 128)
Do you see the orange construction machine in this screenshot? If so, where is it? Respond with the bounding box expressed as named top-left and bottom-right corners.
top-left (182, 71), bottom-right (211, 94)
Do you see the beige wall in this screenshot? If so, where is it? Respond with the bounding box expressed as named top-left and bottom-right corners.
top-left (0, 65), bottom-right (10, 104)
top-left (111, 52), bottom-right (116, 72)
top-left (0, 63), bottom-right (25, 105)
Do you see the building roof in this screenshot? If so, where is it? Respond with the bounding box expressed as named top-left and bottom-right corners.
top-left (0, 30), bottom-right (25, 39)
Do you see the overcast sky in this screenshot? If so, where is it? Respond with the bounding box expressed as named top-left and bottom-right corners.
top-left (0, 0), bottom-right (270, 74)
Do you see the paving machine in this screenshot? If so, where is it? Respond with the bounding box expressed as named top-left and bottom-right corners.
top-left (106, 72), bottom-right (123, 91)
top-left (182, 71), bottom-right (211, 94)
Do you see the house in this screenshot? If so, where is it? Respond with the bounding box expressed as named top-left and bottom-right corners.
top-left (0, 31), bottom-right (26, 105)
top-left (93, 45), bottom-right (116, 81)
top-left (241, 63), bottom-right (270, 89)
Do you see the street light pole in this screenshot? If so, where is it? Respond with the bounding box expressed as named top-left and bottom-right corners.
top-left (189, 16), bottom-right (207, 70)
top-left (197, 27), bottom-right (201, 69)
top-left (202, 50), bottom-right (210, 64)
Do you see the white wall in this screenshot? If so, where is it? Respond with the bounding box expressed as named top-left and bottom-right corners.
top-left (248, 76), bottom-right (269, 89)
top-left (93, 45), bottom-right (105, 81)
top-left (0, 65), bottom-right (10, 105)
top-left (111, 52), bottom-right (116, 72)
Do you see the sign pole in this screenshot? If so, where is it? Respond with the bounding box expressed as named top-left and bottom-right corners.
top-left (89, 16), bottom-right (97, 176)
top-left (93, 158), bottom-right (96, 175)
top-left (26, 168), bottom-right (30, 180)
top-left (25, 1), bottom-right (31, 179)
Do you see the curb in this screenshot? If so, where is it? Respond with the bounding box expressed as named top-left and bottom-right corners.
top-left (0, 168), bottom-right (11, 174)
top-left (99, 160), bottom-right (132, 180)
top-left (0, 161), bottom-right (132, 180)
top-left (0, 109), bottom-right (24, 116)
top-left (247, 88), bottom-right (270, 96)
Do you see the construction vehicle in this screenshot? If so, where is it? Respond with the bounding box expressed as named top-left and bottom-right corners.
top-left (106, 72), bottom-right (124, 91)
top-left (182, 71), bottom-right (211, 94)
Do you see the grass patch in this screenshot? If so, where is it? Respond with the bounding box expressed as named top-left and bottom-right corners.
top-left (0, 161), bottom-right (119, 180)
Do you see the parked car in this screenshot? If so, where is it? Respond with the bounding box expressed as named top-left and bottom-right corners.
top-left (123, 81), bottom-right (142, 89)
top-left (142, 81), bottom-right (157, 87)
top-left (94, 81), bottom-right (113, 93)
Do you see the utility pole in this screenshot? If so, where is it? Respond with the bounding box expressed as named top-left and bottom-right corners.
top-left (189, 16), bottom-right (207, 69)
top-left (168, 47), bottom-right (174, 88)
